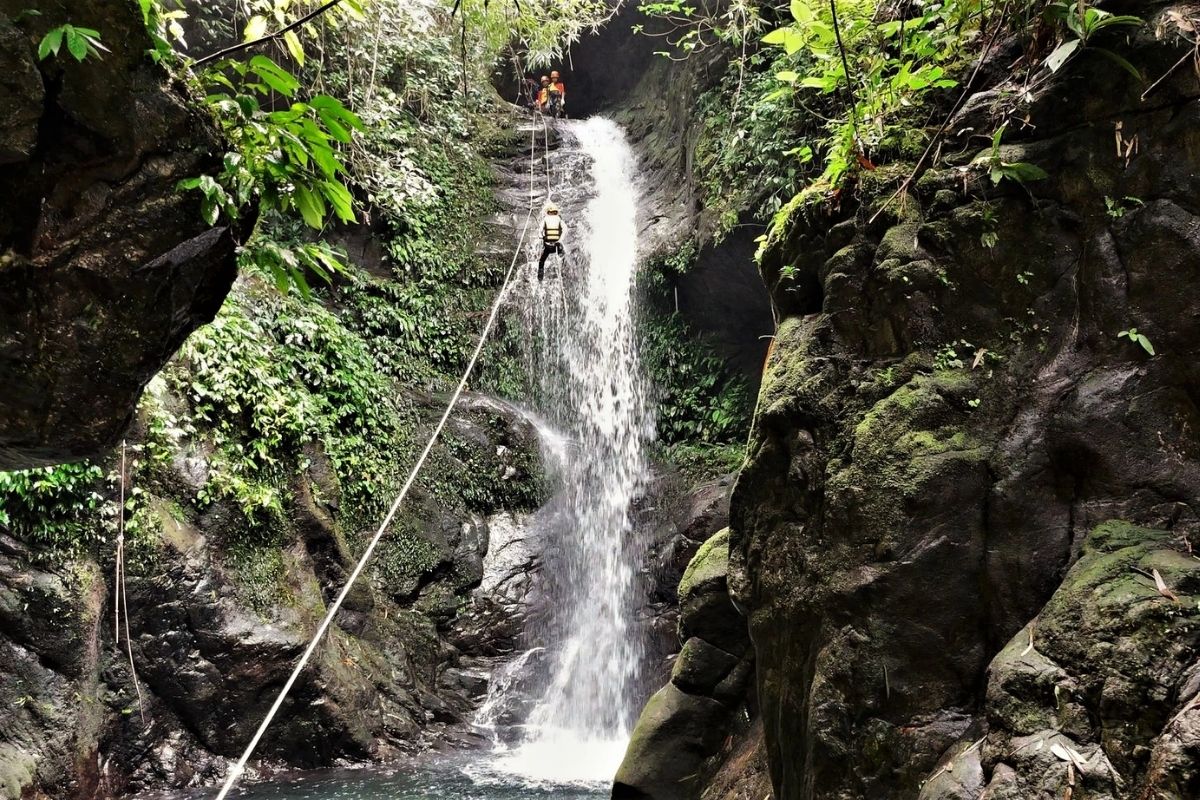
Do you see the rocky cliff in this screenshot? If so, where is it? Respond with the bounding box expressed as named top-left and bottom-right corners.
top-left (729, 3), bottom-right (1200, 798)
top-left (0, 0), bottom-right (242, 470)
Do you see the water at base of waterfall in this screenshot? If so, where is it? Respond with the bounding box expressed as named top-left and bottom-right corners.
top-left (151, 755), bottom-right (606, 800)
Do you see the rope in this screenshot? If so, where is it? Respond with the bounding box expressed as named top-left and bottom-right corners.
top-left (214, 118), bottom-right (545, 800)
top-left (114, 440), bottom-right (146, 725)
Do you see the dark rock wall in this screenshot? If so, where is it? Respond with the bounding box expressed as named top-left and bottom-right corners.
top-left (0, 0), bottom-right (241, 470)
top-left (729, 5), bottom-right (1200, 798)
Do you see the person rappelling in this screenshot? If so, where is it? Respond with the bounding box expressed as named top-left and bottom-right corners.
top-left (538, 202), bottom-right (565, 281)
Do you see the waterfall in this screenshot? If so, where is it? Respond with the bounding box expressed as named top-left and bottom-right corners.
top-left (479, 116), bottom-right (654, 786)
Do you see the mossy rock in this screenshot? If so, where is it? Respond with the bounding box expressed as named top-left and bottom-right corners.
top-left (976, 519), bottom-right (1200, 797)
top-left (679, 527), bottom-right (730, 604)
top-left (613, 683), bottom-right (729, 800)
top-left (0, 744), bottom-right (37, 800)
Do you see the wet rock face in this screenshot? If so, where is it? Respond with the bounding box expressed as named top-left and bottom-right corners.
top-left (0, 0), bottom-right (240, 469)
top-left (729, 7), bottom-right (1200, 798)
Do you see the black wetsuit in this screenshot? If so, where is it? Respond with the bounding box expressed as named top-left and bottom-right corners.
top-left (538, 216), bottom-right (565, 280)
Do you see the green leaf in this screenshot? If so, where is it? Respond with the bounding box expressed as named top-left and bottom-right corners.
top-left (1044, 39), bottom-right (1079, 73)
top-left (782, 28), bottom-right (805, 55)
top-left (762, 27), bottom-right (791, 45)
top-left (38, 27), bottom-right (64, 60)
top-left (1006, 162), bottom-right (1049, 182)
top-left (283, 29), bottom-right (305, 66)
top-left (321, 181), bottom-right (355, 222)
top-left (317, 109), bottom-right (351, 143)
top-left (800, 75), bottom-right (835, 91)
top-left (249, 55), bottom-right (299, 97)
top-left (776, 70), bottom-right (800, 83)
top-left (66, 28), bottom-right (88, 61)
top-left (294, 185), bottom-right (326, 229)
top-left (790, 0), bottom-right (813, 24)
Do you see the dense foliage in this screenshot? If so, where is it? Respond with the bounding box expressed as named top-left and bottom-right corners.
top-left (638, 244), bottom-right (753, 450)
top-left (642, 0), bottom-right (1147, 241)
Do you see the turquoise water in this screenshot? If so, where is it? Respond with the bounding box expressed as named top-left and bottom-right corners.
top-left (209, 754), bottom-right (607, 800)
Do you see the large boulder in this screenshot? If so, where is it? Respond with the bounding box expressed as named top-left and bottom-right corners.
top-left (0, 0), bottom-right (241, 469)
top-left (615, 528), bottom-right (755, 800)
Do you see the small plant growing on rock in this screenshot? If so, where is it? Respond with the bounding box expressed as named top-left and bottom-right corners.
top-left (1105, 195), bottom-right (1144, 218)
top-left (37, 22), bottom-right (108, 62)
top-left (1118, 328), bottom-right (1155, 355)
top-left (1043, 2), bottom-right (1144, 82)
top-left (986, 127), bottom-right (1048, 186)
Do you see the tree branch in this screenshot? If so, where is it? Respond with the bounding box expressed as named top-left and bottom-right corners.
top-left (829, 0), bottom-right (861, 148)
top-left (192, 0), bottom-right (345, 68)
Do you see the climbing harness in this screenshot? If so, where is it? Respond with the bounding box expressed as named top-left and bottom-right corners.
top-left (214, 117), bottom-right (552, 800)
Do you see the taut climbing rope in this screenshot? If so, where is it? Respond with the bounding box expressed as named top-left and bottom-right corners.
top-left (214, 117), bottom-right (550, 800)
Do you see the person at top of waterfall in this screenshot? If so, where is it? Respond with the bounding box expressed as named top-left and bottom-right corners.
top-left (538, 202), bottom-right (566, 281)
top-left (537, 75), bottom-right (551, 111)
top-left (547, 70), bottom-right (565, 117)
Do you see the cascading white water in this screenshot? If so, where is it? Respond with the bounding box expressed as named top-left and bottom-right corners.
top-left (481, 116), bottom-right (654, 786)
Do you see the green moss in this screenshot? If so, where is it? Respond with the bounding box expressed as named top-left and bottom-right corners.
top-left (679, 528), bottom-right (731, 602)
top-left (225, 538), bottom-right (291, 616)
top-left (368, 514), bottom-right (443, 599)
top-left (1084, 519), bottom-right (1170, 555)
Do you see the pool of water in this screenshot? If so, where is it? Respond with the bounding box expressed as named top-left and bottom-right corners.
top-left (204, 752), bottom-right (609, 800)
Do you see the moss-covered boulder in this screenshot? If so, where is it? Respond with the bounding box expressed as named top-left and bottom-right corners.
top-left (940, 521), bottom-right (1200, 799)
top-left (615, 528), bottom-right (754, 800)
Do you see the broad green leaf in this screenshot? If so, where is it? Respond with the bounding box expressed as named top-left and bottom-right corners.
top-left (1007, 162), bottom-right (1049, 182)
top-left (317, 109), bottom-right (351, 142)
top-left (66, 29), bottom-right (88, 61)
top-left (790, 0), bottom-right (813, 24)
top-left (283, 30), bottom-right (305, 66)
top-left (321, 180), bottom-right (355, 222)
top-left (290, 266), bottom-right (312, 300)
top-left (249, 55), bottom-right (299, 97)
top-left (783, 28), bottom-right (805, 55)
top-left (38, 27), bottom-right (64, 60)
top-left (762, 26), bottom-right (791, 45)
top-left (776, 70), bottom-right (800, 83)
top-left (294, 185), bottom-right (326, 229)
